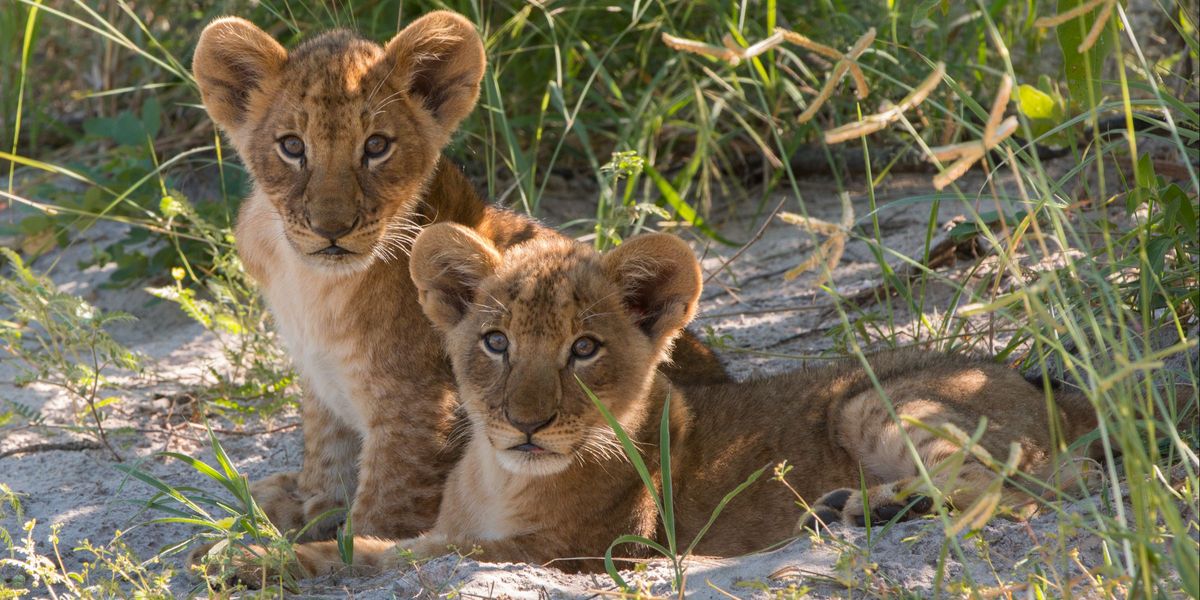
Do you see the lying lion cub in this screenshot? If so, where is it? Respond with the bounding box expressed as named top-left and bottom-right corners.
top-left (243, 225), bottom-right (1099, 577)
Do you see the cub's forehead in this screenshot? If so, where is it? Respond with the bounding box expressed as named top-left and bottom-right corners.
top-left (282, 31), bottom-right (387, 96)
top-left (479, 240), bottom-right (619, 334)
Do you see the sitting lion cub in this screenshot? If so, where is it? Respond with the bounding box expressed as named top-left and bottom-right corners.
top-left (249, 225), bottom-right (1099, 577)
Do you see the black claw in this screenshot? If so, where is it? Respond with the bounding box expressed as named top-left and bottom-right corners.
top-left (818, 488), bottom-right (854, 511)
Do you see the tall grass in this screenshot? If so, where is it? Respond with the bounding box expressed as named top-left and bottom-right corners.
top-left (0, 0), bottom-right (1196, 597)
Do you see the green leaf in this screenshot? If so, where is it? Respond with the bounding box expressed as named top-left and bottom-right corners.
top-left (141, 96), bottom-right (161, 140)
top-left (643, 164), bottom-right (740, 247)
top-left (1161, 185), bottom-right (1197, 237)
top-left (1146, 237), bottom-right (1174, 277)
top-left (578, 376), bottom-right (663, 518)
top-left (1016, 84), bottom-right (1055, 119)
top-left (659, 389), bottom-right (676, 558)
top-left (1054, 0), bottom-right (1113, 109)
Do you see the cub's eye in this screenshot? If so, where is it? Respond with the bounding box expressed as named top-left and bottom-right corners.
top-left (364, 134), bottom-right (390, 159)
top-left (278, 136), bottom-right (305, 159)
top-left (571, 336), bottom-right (599, 359)
top-left (483, 331), bottom-right (509, 354)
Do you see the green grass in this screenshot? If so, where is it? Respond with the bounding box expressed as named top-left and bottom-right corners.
top-left (1, 0), bottom-right (1197, 598)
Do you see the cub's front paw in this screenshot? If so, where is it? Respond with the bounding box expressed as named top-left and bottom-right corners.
top-left (249, 472), bottom-right (347, 541)
top-left (249, 472), bottom-right (305, 532)
top-left (397, 533), bottom-right (450, 560)
top-left (300, 493), bottom-right (348, 541)
top-left (798, 486), bottom-right (935, 531)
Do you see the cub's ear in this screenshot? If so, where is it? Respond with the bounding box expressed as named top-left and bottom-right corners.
top-left (193, 17), bottom-right (287, 135)
top-left (410, 223), bottom-right (501, 330)
top-left (384, 11), bottom-right (485, 137)
top-left (602, 233), bottom-right (702, 350)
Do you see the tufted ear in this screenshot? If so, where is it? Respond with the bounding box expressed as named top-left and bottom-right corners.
top-left (410, 223), bottom-right (501, 330)
top-left (193, 17), bottom-right (287, 136)
top-left (602, 233), bottom-right (702, 351)
top-left (384, 11), bottom-right (485, 137)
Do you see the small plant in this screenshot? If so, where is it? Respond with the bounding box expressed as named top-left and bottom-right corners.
top-left (116, 426), bottom-right (294, 594)
top-left (0, 519), bottom-right (175, 599)
top-left (593, 150), bottom-right (668, 251)
top-left (0, 248), bottom-right (141, 461)
top-left (146, 191), bottom-right (296, 420)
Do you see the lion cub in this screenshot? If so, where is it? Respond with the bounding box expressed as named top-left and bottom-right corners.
top-left (191, 11), bottom-right (726, 542)
top-left (259, 225), bottom-right (1099, 577)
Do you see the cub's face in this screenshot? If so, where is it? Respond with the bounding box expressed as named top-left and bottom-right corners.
top-left (193, 12), bottom-right (485, 270)
top-left (409, 226), bottom-right (703, 477)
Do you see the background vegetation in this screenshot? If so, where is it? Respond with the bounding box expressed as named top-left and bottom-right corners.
top-left (1, 0), bottom-right (1196, 598)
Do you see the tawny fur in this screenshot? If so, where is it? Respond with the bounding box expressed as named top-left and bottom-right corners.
top-left (191, 12), bottom-right (727, 541)
top-left (269, 227), bottom-right (1100, 577)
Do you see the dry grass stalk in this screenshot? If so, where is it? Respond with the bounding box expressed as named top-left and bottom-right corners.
top-left (778, 192), bottom-right (855, 284)
top-left (796, 28), bottom-right (876, 122)
top-left (661, 27), bottom-right (876, 122)
top-left (822, 62), bottom-right (946, 144)
top-left (661, 32), bottom-right (742, 63)
top-left (927, 75), bottom-right (1017, 190)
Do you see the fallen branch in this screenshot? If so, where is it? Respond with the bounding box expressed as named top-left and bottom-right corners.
top-left (0, 440), bottom-right (102, 459)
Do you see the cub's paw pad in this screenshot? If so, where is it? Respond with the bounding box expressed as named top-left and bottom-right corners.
top-left (799, 508), bottom-right (842, 532)
top-left (815, 488), bottom-right (854, 512)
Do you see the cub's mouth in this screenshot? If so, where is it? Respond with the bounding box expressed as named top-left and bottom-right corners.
top-left (312, 244), bottom-right (356, 257)
top-left (492, 433), bottom-right (574, 476)
top-left (509, 442), bottom-right (549, 454)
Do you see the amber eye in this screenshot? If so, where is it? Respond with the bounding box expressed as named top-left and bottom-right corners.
top-left (483, 331), bottom-right (509, 354)
top-left (364, 134), bottom-right (390, 159)
top-left (571, 336), bottom-right (599, 359)
top-left (279, 135), bottom-right (305, 159)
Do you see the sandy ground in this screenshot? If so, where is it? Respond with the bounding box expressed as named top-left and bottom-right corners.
top-left (1, 169), bottom-right (1193, 598)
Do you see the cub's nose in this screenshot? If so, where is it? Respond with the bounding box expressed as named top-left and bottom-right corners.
top-left (307, 214), bottom-right (359, 242)
top-left (507, 412), bottom-right (557, 436)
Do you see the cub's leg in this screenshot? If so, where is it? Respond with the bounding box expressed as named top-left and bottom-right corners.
top-left (348, 386), bottom-right (458, 538)
top-left (802, 386), bottom-right (1052, 530)
top-left (250, 393), bottom-right (359, 541)
top-left (298, 396), bottom-right (361, 538)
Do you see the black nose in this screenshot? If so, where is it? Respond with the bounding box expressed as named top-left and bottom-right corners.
top-left (307, 216), bottom-right (359, 242)
top-left (508, 412), bottom-right (556, 436)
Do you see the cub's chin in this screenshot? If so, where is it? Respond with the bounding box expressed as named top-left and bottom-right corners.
top-left (495, 446), bottom-right (574, 477)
